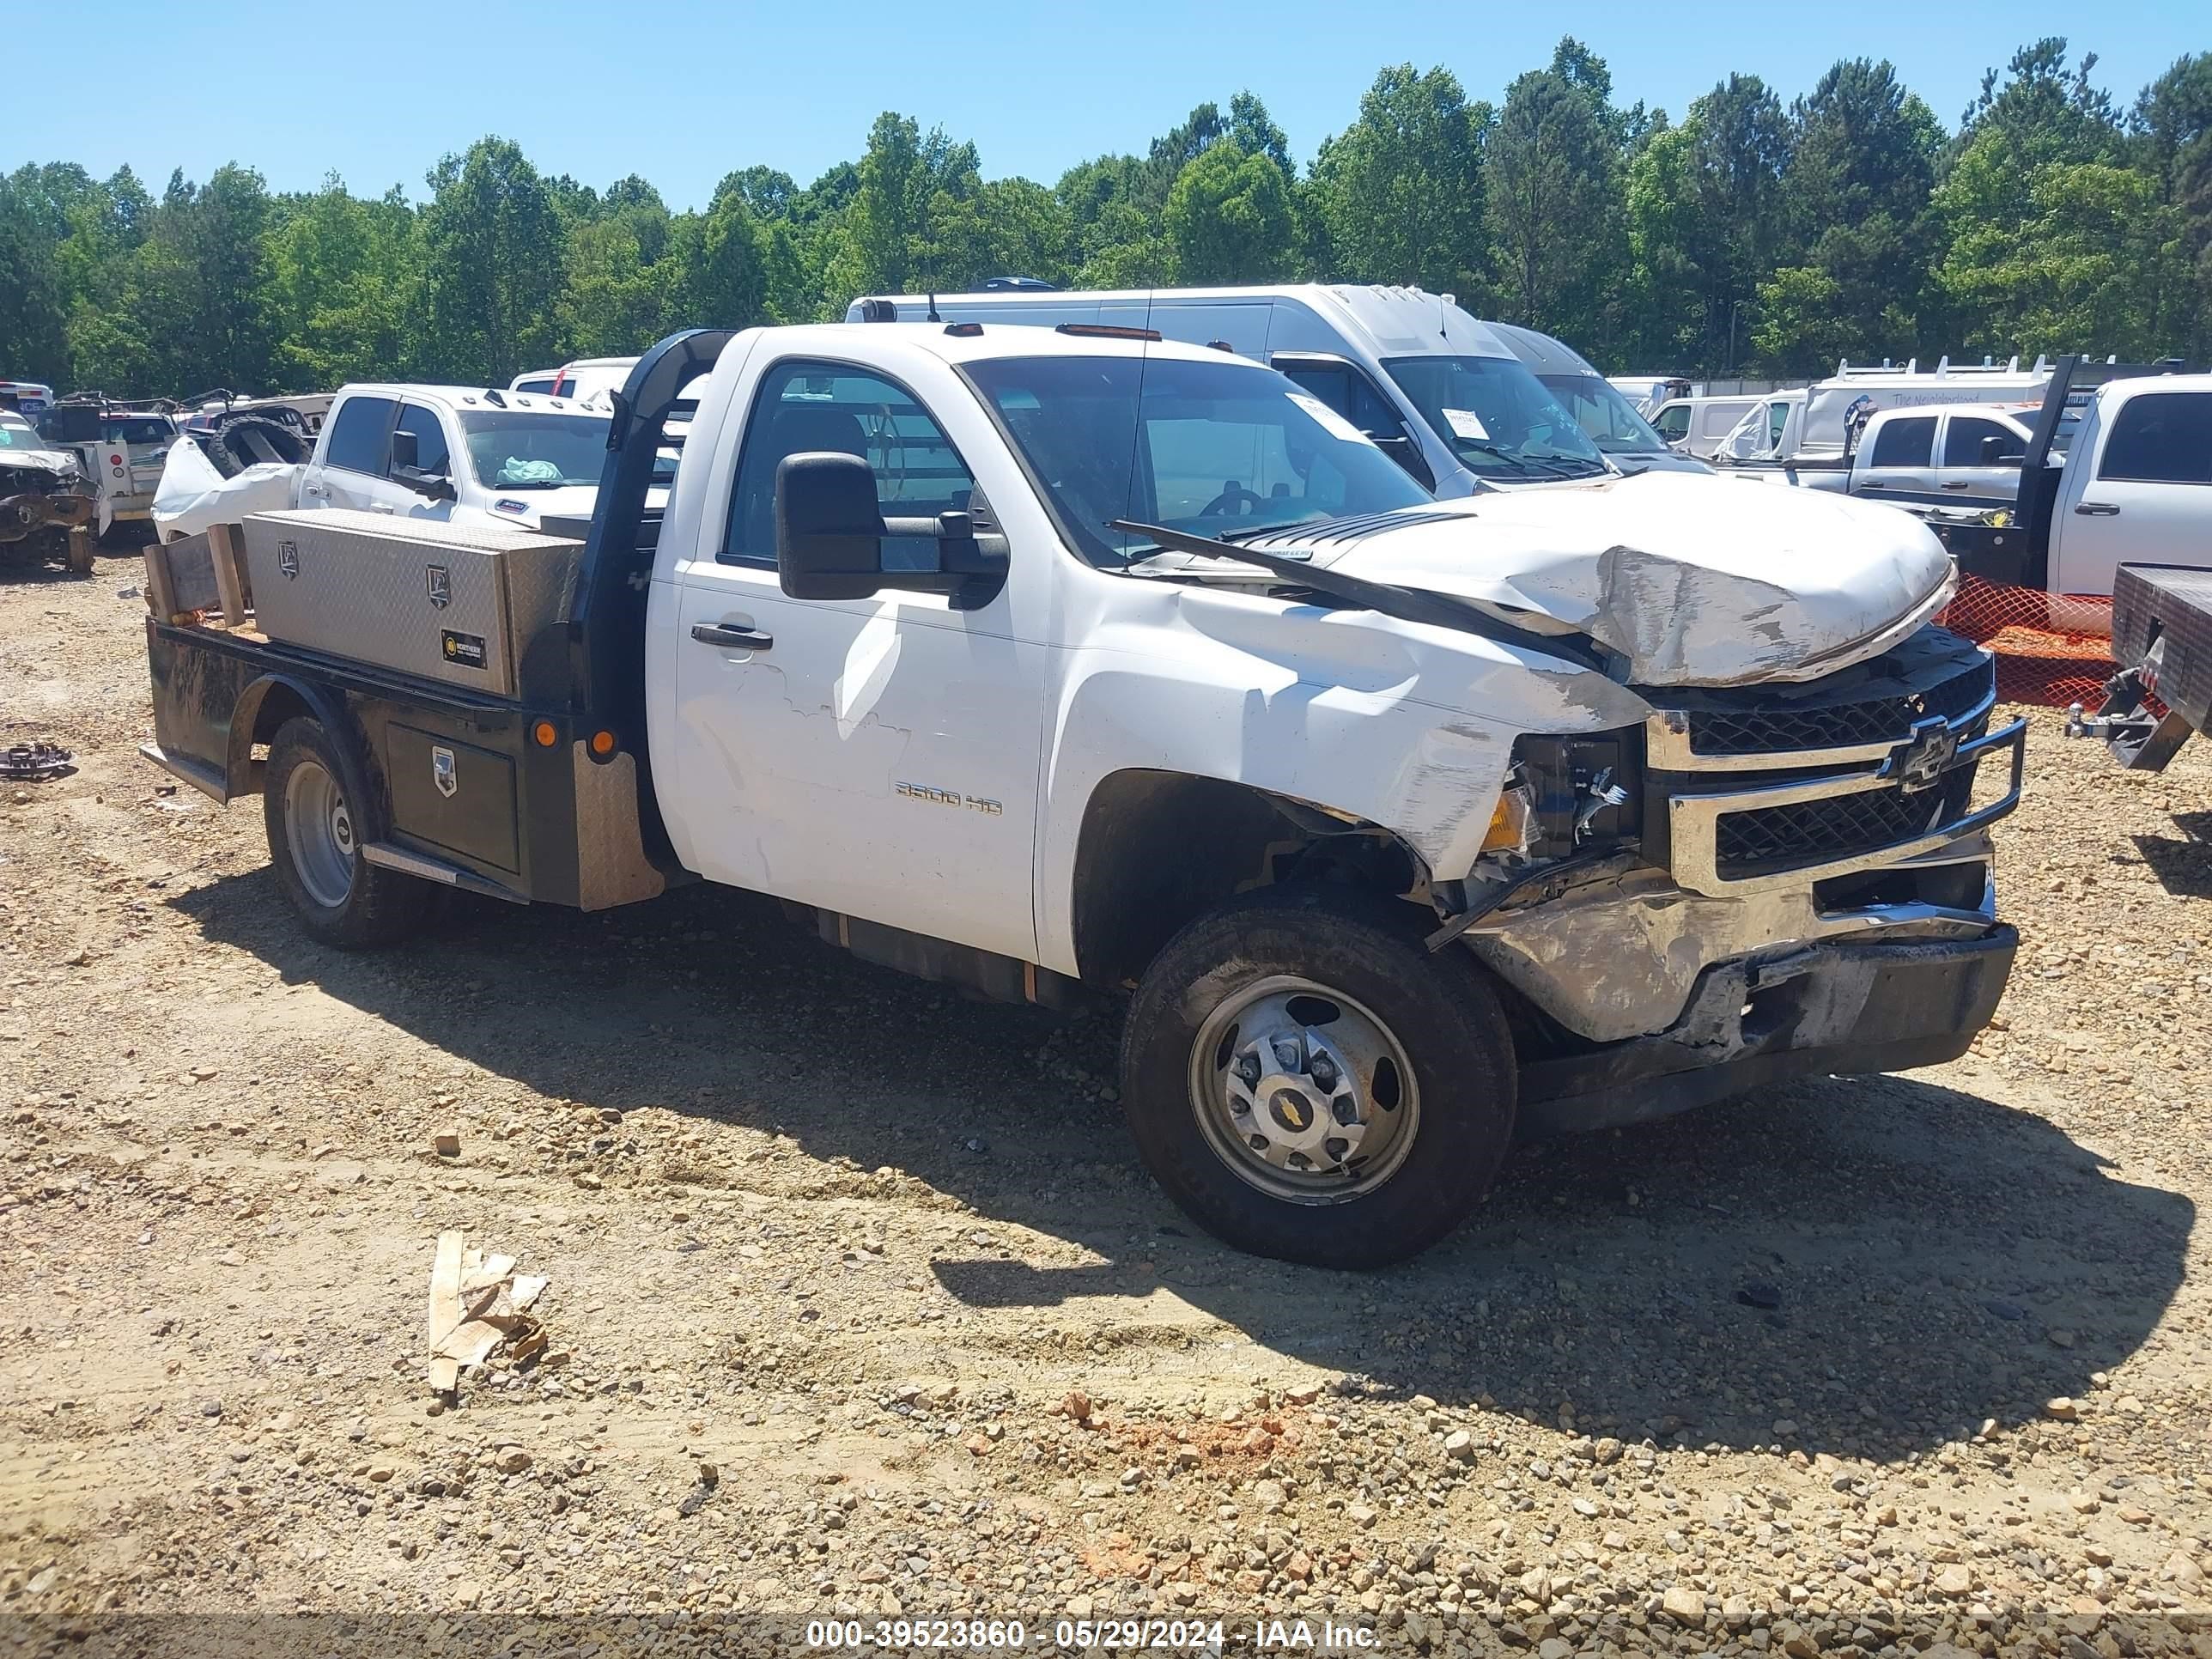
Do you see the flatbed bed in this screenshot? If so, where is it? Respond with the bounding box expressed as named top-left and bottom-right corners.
top-left (2067, 563), bottom-right (2212, 769)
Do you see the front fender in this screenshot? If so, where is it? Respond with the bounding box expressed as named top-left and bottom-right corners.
top-left (1031, 584), bottom-right (1651, 976)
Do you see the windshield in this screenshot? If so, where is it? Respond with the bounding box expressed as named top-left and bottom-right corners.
top-left (459, 410), bottom-right (613, 489)
top-left (1538, 372), bottom-right (1669, 454)
top-left (964, 355), bottom-right (1431, 566)
top-left (105, 417), bottom-right (173, 446)
top-left (0, 415), bottom-right (50, 451)
top-left (1381, 356), bottom-right (1609, 479)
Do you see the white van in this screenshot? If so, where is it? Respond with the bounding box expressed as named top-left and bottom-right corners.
top-left (1608, 374), bottom-right (1691, 416)
top-left (845, 285), bottom-right (1616, 494)
top-left (1648, 395), bottom-right (1764, 459)
top-left (1486, 324), bottom-right (1710, 475)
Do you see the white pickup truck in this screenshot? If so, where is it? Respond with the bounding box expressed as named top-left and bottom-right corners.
top-left (138, 323), bottom-right (2023, 1267)
top-left (1919, 360), bottom-right (2212, 610)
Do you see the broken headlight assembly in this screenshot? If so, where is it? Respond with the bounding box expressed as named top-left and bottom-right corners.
top-left (1498, 731), bottom-right (1642, 861)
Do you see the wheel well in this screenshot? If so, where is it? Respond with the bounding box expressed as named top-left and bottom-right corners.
top-left (1070, 770), bottom-right (1427, 990)
top-left (229, 679), bottom-right (315, 794)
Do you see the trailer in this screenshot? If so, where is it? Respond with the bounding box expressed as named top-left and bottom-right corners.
top-left (2065, 564), bottom-right (2212, 770)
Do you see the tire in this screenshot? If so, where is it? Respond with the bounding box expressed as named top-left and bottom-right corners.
top-left (1120, 885), bottom-right (1517, 1269)
top-left (262, 716), bottom-right (429, 948)
top-left (208, 415), bottom-right (311, 478)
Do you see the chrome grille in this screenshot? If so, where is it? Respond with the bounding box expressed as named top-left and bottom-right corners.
top-left (1686, 654), bottom-right (1995, 758)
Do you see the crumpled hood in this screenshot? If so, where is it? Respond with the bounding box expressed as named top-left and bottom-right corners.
top-left (1263, 471), bottom-right (1955, 687)
top-left (0, 447), bottom-right (82, 483)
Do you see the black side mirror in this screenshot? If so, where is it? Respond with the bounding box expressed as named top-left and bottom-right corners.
top-left (1979, 435), bottom-right (2022, 465)
top-left (776, 452), bottom-right (889, 599)
top-left (389, 428), bottom-right (455, 500)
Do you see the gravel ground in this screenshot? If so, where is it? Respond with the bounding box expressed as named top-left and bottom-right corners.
top-left (2, 556), bottom-right (2209, 1657)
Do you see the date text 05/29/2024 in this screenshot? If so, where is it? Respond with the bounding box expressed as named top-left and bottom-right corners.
top-left (802, 1618), bottom-right (1379, 1650)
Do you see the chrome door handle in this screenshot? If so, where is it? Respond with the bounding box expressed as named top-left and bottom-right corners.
top-left (1940, 480), bottom-right (1970, 489)
top-left (691, 621), bottom-right (774, 652)
top-left (2075, 501), bottom-right (2120, 517)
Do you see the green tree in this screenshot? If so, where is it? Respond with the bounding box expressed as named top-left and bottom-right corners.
top-left (1164, 139), bottom-right (1296, 284)
top-left (419, 137), bottom-right (565, 382)
top-left (1755, 59), bottom-right (1942, 372)
top-left (1486, 69), bottom-right (1621, 344)
top-left (2133, 54), bottom-right (2212, 356)
top-left (0, 177), bottom-right (71, 384)
top-left (1310, 64), bottom-right (1489, 294)
top-left (264, 177), bottom-right (419, 388)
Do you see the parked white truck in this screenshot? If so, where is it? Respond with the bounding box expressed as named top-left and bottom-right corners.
top-left (153, 381), bottom-right (656, 541)
top-left (1920, 357), bottom-right (2212, 611)
top-left (1712, 358), bottom-right (2056, 489)
top-left (138, 323), bottom-right (2022, 1267)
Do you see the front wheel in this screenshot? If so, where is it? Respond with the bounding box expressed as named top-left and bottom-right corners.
top-left (1120, 887), bottom-right (1518, 1268)
top-left (263, 716), bottom-right (428, 948)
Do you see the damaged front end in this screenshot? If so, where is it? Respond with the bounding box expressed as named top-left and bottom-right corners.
top-left (2, 459), bottom-right (97, 571)
top-left (1443, 626), bottom-right (2022, 1133)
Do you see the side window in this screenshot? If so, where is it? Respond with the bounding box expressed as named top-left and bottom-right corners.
top-left (2098, 392), bottom-right (2212, 484)
top-left (1653, 404), bottom-right (1689, 441)
top-left (1944, 416), bottom-right (2024, 467)
top-left (394, 403), bottom-right (451, 476)
top-left (513, 378), bottom-right (557, 396)
top-left (722, 361), bottom-right (975, 568)
top-left (1765, 402), bottom-right (1790, 447)
top-left (1279, 362), bottom-right (1403, 439)
top-left (1869, 416), bottom-right (1936, 469)
top-left (323, 396), bottom-right (396, 476)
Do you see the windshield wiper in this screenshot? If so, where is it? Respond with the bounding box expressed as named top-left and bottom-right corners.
top-left (1108, 517), bottom-right (1601, 670)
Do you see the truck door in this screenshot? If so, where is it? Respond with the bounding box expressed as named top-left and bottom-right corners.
top-left (667, 357), bottom-right (1044, 961)
top-left (1852, 414), bottom-right (1938, 501)
top-left (1936, 412), bottom-right (2027, 506)
top-left (2054, 386), bottom-right (2212, 597)
top-left (301, 394), bottom-right (397, 513)
top-left (385, 402), bottom-right (458, 521)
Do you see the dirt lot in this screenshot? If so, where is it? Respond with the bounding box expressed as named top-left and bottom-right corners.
top-left (3, 555), bottom-right (2209, 1657)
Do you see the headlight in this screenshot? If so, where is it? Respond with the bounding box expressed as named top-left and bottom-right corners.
top-left (1510, 731), bottom-right (1643, 859)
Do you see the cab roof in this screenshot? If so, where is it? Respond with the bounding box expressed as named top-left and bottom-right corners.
top-left (334, 383), bottom-right (607, 412)
top-left (768, 319), bottom-right (1272, 369)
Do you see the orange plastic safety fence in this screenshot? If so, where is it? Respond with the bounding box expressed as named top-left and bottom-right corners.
top-left (1936, 575), bottom-right (2116, 708)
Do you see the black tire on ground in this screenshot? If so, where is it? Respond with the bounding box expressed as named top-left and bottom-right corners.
top-left (1119, 885), bottom-right (1518, 1269)
top-left (262, 716), bottom-right (430, 949)
top-left (207, 415), bottom-right (311, 478)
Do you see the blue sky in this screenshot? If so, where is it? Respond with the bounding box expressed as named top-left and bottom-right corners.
top-left (7, 0), bottom-right (2202, 207)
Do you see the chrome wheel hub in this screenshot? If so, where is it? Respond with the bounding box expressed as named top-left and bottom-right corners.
top-left (1188, 975), bottom-right (1420, 1204)
top-left (284, 758), bottom-right (356, 910)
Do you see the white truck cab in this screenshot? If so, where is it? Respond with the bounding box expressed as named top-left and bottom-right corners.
top-left (299, 384), bottom-right (622, 531)
top-left (847, 284), bottom-right (1620, 495)
top-left (1848, 404), bottom-right (2043, 508)
top-left (1715, 358), bottom-right (2056, 489)
top-left (142, 322), bottom-right (2025, 1268)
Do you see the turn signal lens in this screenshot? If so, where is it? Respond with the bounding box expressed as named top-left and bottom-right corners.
top-left (1479, 784), bottom-right (1535, 855)
top-left (589, 730), bottom-right (617, 757)
top-left (532, 720), bottom-right (558, 748)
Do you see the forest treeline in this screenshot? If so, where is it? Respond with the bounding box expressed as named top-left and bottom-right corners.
top-left (2, 35), bottom-right (2208, 397)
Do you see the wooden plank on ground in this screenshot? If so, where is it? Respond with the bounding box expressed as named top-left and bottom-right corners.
top-left (427, 1230), bottom-right (463, 1358)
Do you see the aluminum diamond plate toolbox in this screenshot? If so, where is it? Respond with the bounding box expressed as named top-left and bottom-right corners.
top-left (240, 509), bottom-right (580, 699)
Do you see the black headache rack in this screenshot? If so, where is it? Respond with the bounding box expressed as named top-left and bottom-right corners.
top-left (1925, 354), bottom-right (2194, 588)
top-left (141, 328), bottom-right (735, 910)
